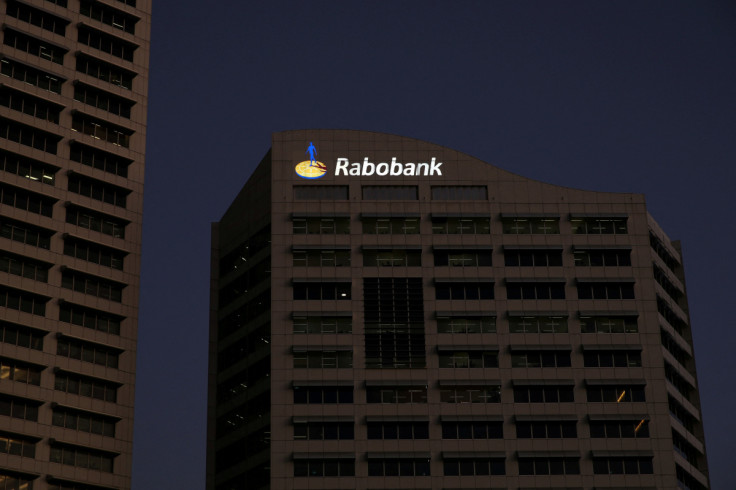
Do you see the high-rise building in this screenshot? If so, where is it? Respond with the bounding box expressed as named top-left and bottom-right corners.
top-left (0, 0), bottom-right (150, 488)
top-left (207, 130), bottom-right (710, 490)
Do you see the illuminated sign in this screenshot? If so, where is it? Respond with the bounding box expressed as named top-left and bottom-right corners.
top-left (295, 142), bottom-right (327, 179)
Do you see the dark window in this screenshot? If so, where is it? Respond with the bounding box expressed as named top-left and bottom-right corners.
top-left (0, 471), bottom-right (36, 489)
top-left (518, 457), bottom-right (580, 475)
top-left (363, 249), bottom-right (421, 266)
top-left (516, 421), bottom-right (577, 438)
top-left (511, 351), bottom-right (571, 368)
top-left (592, 456), bottom-right (653, 475)
top-left (293, 282), bottom-right (350, 300)
top-left (70, 142), bottom-right (131, 177)
top-left (53, 371), bottom-right (119, 402)
top-left (0, 285), bottom-right (48, 316)
top-left (574, 249), bottom-right (631, 266)
top-left (367, 386), bottom-right (427, 404)
top-left (507, 282), bottom-right (565, 300)
top-left (513, 385), bottom-right (574, 403)
top-left (669, 396), bottom-right (696, 433)
top-left (66, 205), bottom-right (128, 238)
top-left (653, 264), bottom-right (683, 302)
top-left (368, 458), bottom-right (430, 476)
top-left (52, 407), bottom-right (117, 437)
top-left (502, 217), bottom-right (559, 234)
top-left (435, 282), bottom-right (494, 300)
top-left (0, 148), bottom-right (57, 185)
top-left (437, 315), bottom-right (496, 333)
top-left (677, 464), bottom-right (707, 490)
top-left (0, 320), bottom-right (45, 350)
top-left (293, 350), bottom-right (352, 368)
top-left (61, 270), bottom-right (125, 302)
top-left (56, 336), bottom-right (120, 368)
top-left (293, 386), bottom-right (353, 404)
top-left (362, 217), bottom-right (419, 234)
top-left (0, 85), bottom-right (62, 123)
top-left (509, 315), bottom-right (568, 333)
top-left (59, 302), bottom-right (122, 335)
top-left (45, 0), bottom-right (68, 5)
top-left (0, 357), bottom-right (42, 385)
top-left (80, 0), bottom-right (138, 34)
top-left (577, 282), bottom-right (635, 300)
top-left (438, 350), bottom-right (498, 368)
top-left (443, 458), bottom-right (505, 476)
top-left (293, 185), bottom-right (348, 200)
top-left (293, 249), bottom-right (349, 267)
top-left (581, 315), bottom-right (638, 333)
top-left (293, 216), bottom-right (349, 234)
top-left (673, 430), bottom-right (701, 468)
top-left (78, 25), bottom-right (137, 61)
top-left (68, 173), bottom-right (130, 208)
top-left (3, 28), bottom-right (67, 64)
top-left (49, 443), bottom-right (115, 473)
top-left (434, 249), bottom-right (492, 266)
top-left (658, 295), bottom-right (688, 335)
top-left (367, 421), bottom-right (429, 439)
top-left (584, 350), bottom-right (642, 367)
top-left (76, 53), bottom-right (135, 90)
top-left (0, 115), bottom-right (61, 154)
top-left (74, 83), bottom-right (134, 118)
top-left (441, 421), bottom-right (503, 439)
top-left (0, 251), bottom-right (50, 282)
top-left (571, 217), bottom-right (628, 234)
top-left (294, 421), bottom-right (353, 440)
top-left (292, 316), bottom-right (352, 334)
top-left (505, 249), bottom-right (562, 267)
top-left (590, 419), bottom-right (649, 438)
top-left (6, 0), bottom-right (68, 34)
top-left (0, 431), bottom-right (36, 458)
top-left (71, 113), bottom-right (133, 148)
top-left (0, 394), bottom-right (40, 421)
top-left (63, 237), bottom-right (126, 270)
top-left (1, 56), bottom-right (63, 93)
top-left (586, 384), bottom-right (646, 403)
top-left (0, 182), bottom-right (55, 216)
top-left (293, 458), bottom-right (355, 477)
top-left (431, 185), bottom-right (487, 200)
top-left (216, 323), bottom-right (270, 372)
top-left (0, 216), bottom-right (53, 248)
top-left (650, 232), bottom-right (680, 273)
top-left (662, 329), bottom-right (690, 367)
top-left (665, 361), bottom-right (694, 401)
top-left (440, 385), bottom-right (501, 403)
top-left (432, 216), bottom-right (490, 234)
top-left (362, 185), bottom-right (418, 200)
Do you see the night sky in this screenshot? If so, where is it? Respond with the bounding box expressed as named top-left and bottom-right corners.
top-left (132, 1), bottom-right (736, 488)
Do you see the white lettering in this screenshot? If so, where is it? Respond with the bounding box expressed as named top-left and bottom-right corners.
top-left (349, 163), bottom-right (360, 176)
top-left (416, 162), bottom-right (429, 175)
top-left (390, 157), bottom-right (403, 175)
top-left (430, 157), bottom-right (442, 176)
top-left (376, 162), bottom-right (389, 176)
top-left (333, 157), bottom-right (444, 177)
top-left (403, 163), bottom-right (416, 176)
top-left (335, 158), bottom-right (350, 175)
top-left (363, 157), bottom-right (375, 176)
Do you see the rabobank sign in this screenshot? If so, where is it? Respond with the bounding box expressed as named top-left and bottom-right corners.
top-left (295, 142), bottom-right (443, 179)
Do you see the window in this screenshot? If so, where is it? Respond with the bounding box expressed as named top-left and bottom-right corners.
top-left (218, 290), bottom-right (270, 340)
top-left (0, 217), bottom-right (52, 249)
top-left (440, 385), bottom-right (501, 403)
top-left (63, 237), bottom-right (126, 270)
top-left (57, 337), bottom-right (120, 368)
top-left (293, 458), bottom-right (354, 477)
top-left (0, 394), bottom-right (39, 421)
top-left (0, 85), bottom-right (62, 123)
top-left (6, 0), bottom-right (68, 35)
top-left (0, 251), bottom-right (50, 282)
top-left (70, 142), bottom-right (131, 177)
top-left (71, 113), bottom-right (133, 147)
top-left (294, 421), bottom-right (353, 440)
top-left (434, 249), bottom-right (492, 266)
top-left (505, 249), bottom-right (562, 267)
top-left (511, 350), bottom-right (571, 368)
top-left (581, 315), bottom-right (638, 333)
top-left (66, 205), bottom-right (127, 238)
top-left (653, 264), bottom-right (683, 302)
top-left (216, 356), bottom-right (269, 403)
top-left (362, 217), bottom-right (419, 234)
top-left (292, 216), bottom-right (349, 234)
top-left (77, 25), bottom-right (137, 61)
top-left (293, 386), bottom-right (353, 404)
top-left (507, 282), bottom-right (565, 300)
top-left (443, 458), bottom-right (505, 476)
top-left (1, 148), bottom-right (57, 185)
top-left (650, 232), bottom-right (680, 273)
top-left (574, 249), bottom-right (631, 266)
top-left (0, 471), bottom-right (36, 489)
top-left (76, 54), bottom-right (134, 90)
top-left (508, 315), bottom-right (567, 333)
top-left (438, 350), bottom-right (498, 368)
top-left (52, 407), bottom-right (117, 437)
top-left (658, 296), bottom-right (688, 334)
top-left (516, 420), bottom-right (577, 438)
top-left (293, 350), bottom-right (352, 368)
top-left (0, 116), bottom-right (61, 154)
top-left (114, 0), bottom-right (135, 6)
top-left (68, 173), bottom-right (130, 208)
top-left (61, 270), bottom-right (125, 302)
top-left (669, 395), bottom-right (696, 433)
top-left (518, 457), bottom-right (580, 475)
top-left (0, 285), bottom-right (48, 316)
top-left (363, 249), bottom-right (421, 266)
top-left (293, 185), bottom-right (348, 200)
top-left (502, 217), bottom-right (559, 234)
top-left (0, 357), bottom-right (42, 385)
top-left (54, 371), bottom-right (119, 402)
top-left (0, 320), bottom-right (44, 350)
top-left (368, 458), bottom-right (430, 476)
top-left (677, 464), bottom-right (707, 490)
top-left (216, 392), bottom-right (269, 435)
top-left (586, 384), bottom-right (645, 403)
top-left (513, 385), bottom-right (574, 403)
top-left (80, 0), bottom-right (138, 34)
top-left (432, 216), bottom-right (490, 234)
top-left (0, 432), bottom-right (36, 458)
top-left (437, 315), bottom-right (496, 333)
top-left (49, 444), bottom-right (115, 473)
top-left (293, 315), bottom-right (351, 334)
top-left (441, 421), bottom-right (503, 439)
top-left (216, 324), bottom-right (270, 371)
top-left (367, 421), bottom-right (429, 439)
top-left (571, 217), bottom-right (628, 234)
top-left (665, 362), bottom-right (694, 400)
top-left (435, 282), bottom-right (493, 300)
top-left (59, 302), bottom-right (122, 335)
top-left (662, 329), bottom-right (690, 367)
top-left (592, 456), bottom-right (653, 475)
top-left (1, 56), bottom-right (63, 93)
top-left (3, 28), bottom-right (67, 64)
top-left (584, 350), bottom-right (641, 367)
top-left (431, 185), bottom-right (487, 200)
top-left (367, 386), bottom-right (427, 404)
top-left (74, 83), bottom-right (134, 118)
top-left (293, 282), bottom-right (350, 300)
top-left (673, 430), bottom-right (701, 468)
top-left (0, 182), bottom-right (55, 216)
top-left (577, 282), bottom-right (635, 300)
top-left (590, 419), bottom-right (649, 438)
top-left (46, 0), bottom-right (68, 5)
top-left (362, 185), bottom-right (418, 200)
top-left (293, 248), bottom-right (350, 267)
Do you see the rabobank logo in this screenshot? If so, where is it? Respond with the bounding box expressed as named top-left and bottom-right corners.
top-left (295, 142), bottom-right (327, 179)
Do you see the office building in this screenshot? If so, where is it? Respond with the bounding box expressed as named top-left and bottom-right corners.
top-left (207, 130), bottom-right (710, 489)
top-left (0, 0), bottom-right (150, 488)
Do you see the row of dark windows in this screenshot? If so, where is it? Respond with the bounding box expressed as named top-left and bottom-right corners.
top-left (68, 172), bottom-right (130, 207)
top-left (0, 84), bottom-right (63, 123)
top-left (0, 298), bottom-right (123, 336)
top-left (292, 214), bottom-right (627, 234)
top-left (0, 250), bottom-right (50, 282)
top-left (0, 147), bottom-right (57, 185)
top-left (0, 115), bottom-right (61, 154)
top-left (6, 0), bottom-right (69, 35)
top-left (80, 0), bottom-right (139, 34)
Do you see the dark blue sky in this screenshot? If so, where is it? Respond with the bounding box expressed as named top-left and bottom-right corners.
top-left (133, 1), bottom-right (736, 487)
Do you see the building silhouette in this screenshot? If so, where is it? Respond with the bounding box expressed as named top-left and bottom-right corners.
top-left (207, 130), bottom-right (710, 490)
top-left (0, 0), bottom-right (150, 487)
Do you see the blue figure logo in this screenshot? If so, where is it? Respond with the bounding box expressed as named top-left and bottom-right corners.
top-left (295, 142), bottom-right (327, 179)
top-left (306, 141), bottom-right (318, 166)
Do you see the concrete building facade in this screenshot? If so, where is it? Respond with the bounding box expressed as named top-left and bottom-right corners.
top-left (207, 130), bottom-right (710, 490)
top-left (0, 0), bottom-right (150, 488)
